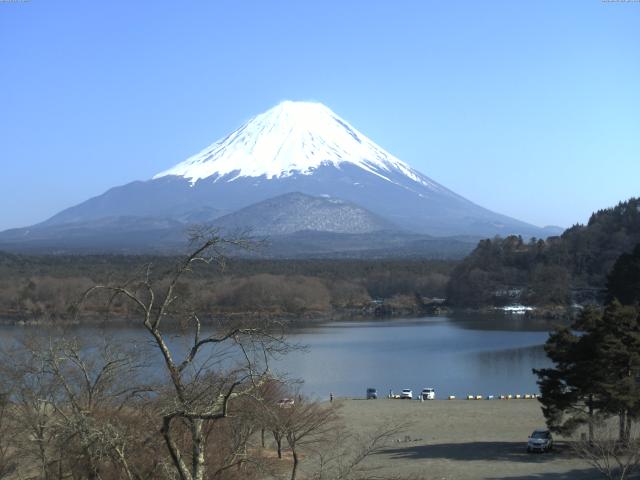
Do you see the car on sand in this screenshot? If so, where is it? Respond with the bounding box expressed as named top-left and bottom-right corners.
top-left (400, 389), bottom-right (413, 399)
top-left (421, 387), bottom-right (435, 400)
top-left (527, 429), bottom-right (553, 452)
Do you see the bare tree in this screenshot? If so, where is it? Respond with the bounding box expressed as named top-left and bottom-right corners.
top-left (283, 397), bottom-right (338, 480)
top-left (310, 422), bottom-right (408, 480)
top-left (0, 391), bottom-right (16, 479)
top-left (251, 378), bottom-right (291, 455)
top-left (261, 387), bottom-right (294, 460)
top-left (1, 339), bottom-right (60, 480)
top-left (78, 230), bottom-right (289, 480)
top-left (0, 334), bottom-right (160, 480)
top-left (572, 420), bottom-right (640, 480)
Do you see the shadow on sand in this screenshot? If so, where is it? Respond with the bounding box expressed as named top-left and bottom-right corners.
top-left (383, 441), bottom-right (570, 463)
top-left (381, 441), bottom-right (600, 478)
top-left (485, 470), bottom-right (600, 480)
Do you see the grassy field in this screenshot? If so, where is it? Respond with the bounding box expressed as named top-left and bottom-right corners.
top-left (332, 398), bottom-right (598, 480)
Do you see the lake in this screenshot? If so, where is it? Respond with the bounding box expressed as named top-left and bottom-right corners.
top-left (0, 313), bottom-right (556, 400)
top-left (280, 315), bottom-right (554, 399)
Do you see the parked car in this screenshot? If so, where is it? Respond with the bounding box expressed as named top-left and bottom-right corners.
top-left (366, 388), bottom-right (378, 399)
top-left (421, 387), bottom-right (435, 400)
top-left (400, 389), bottom-right (413, 399)
top-left (277, 398), bottom-right (295, 408)
top-left (527, 429), bottom-right (553, 452)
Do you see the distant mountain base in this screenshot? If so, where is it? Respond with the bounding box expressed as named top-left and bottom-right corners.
top-left (0, 222), bottom-right (478, 259)
top-left (259, 231), bottom-right (478, 259)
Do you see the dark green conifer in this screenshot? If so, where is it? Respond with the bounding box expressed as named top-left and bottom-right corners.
top-left (536, 242), bottom-right (640, 443)
top-left (607, 244), bottom-right (640, 306)
top-left (534, 306), bottom-right (605, 441)
top-left (593, 300), bottom-right (640, 442)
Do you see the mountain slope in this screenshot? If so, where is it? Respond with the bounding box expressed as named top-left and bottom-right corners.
top-left (210, 192), bottom-right (396, 236)
top-left (0, 101), bottom-right (558, 253)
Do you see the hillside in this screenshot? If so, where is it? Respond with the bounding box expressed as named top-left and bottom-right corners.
top-left (210, 192), bottom-right (395, 235)
top-left (446, 197), bottom-right (640, 307)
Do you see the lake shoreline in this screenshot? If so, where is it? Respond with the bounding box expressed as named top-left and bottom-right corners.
top-left (0, 304), bottom-right (452, 327)
top-left (0, 303), bottom-right (574, 327)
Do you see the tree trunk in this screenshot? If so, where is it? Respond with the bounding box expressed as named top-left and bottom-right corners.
top-left (290, 447), bottom-right (299, 480)
top-left (619, 410), bottom-right (627, 443)
top-left (261, 428), bottom-right (265, 448)
top-left (85, 444), bottom-right (100, 480)
top-left (588, 395), bottom-right (594, 442)
top-left (161, 416), bottom-right (192, 480)
top-left (192, 419), bottom-right (206, 480)
top-left (38, 434), bottom-right (48, 480)
top-left (273, 432), bottom-right (282, 459)
top-left (625, 412), bottom-right (632, 445)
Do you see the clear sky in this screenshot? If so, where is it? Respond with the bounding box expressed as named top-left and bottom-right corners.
top-left (1, 1), bottom-right (638, 231)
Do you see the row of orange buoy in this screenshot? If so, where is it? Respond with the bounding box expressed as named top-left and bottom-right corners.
top-left (456, 393), bottom-right (540, 400)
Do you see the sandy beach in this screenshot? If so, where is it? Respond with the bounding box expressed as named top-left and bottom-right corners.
top-left (335, 398), bottom-right (596, 480)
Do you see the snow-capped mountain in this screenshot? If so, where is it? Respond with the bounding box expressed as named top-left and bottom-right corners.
top-left (153, 101), bottom-right (442, 192)
top-left (0, 101), bottom-right (561, 254)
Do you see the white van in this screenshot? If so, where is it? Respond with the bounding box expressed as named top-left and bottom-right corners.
top-left (421, 388), bottom-right (435, 400)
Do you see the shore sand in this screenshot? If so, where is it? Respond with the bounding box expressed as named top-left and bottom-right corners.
top-left (334, 398), bottom-right (596, 480)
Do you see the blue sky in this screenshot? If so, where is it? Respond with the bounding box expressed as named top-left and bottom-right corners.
top-left (1, 0), bottom-right (638, 231)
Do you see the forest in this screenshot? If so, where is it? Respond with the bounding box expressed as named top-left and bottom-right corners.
top-left (1, 198), bottom-right (639, 323)
top-left (446, 198), bottom-right (640, 308)
top-left (0, 252), bottom-right (454, 323)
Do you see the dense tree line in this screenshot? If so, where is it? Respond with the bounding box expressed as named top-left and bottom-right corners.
top-left (0, 252), bottom-right (454, 323)
top-left (446, 197), bottom-right (640, 307)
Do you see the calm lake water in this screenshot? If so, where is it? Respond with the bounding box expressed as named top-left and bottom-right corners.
top-left (0, 314), bottom-right (555, 399)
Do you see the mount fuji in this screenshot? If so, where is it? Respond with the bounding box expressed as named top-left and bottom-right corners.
top-left (0, 101), bottom-right (560, 255)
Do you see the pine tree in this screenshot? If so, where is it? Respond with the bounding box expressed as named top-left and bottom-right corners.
top-left (536, 248), bottom-right (640, 443)
top-left (594, 300), bottom-right (640, 442)
top-left (534, 306), bottom-right (606, 441)
top-left (607, 244), bottom-right (640, 306)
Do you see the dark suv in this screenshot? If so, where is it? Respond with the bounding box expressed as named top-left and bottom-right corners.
top-left (366, 388), bottom-right (378, 399)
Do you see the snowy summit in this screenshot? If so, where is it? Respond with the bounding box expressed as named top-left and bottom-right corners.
top-left (153, 100), bottom-right (433, 187)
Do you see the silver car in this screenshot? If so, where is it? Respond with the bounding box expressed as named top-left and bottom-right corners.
top-left (527, 429), bottom-right (553, 453)
top-left (400, 389), bottom-right (413, 399)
